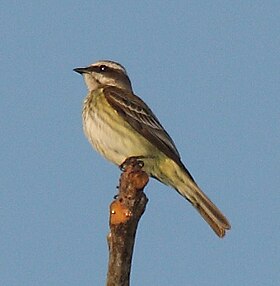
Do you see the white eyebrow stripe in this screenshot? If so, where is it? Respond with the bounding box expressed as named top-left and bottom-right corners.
top-left (90, 60), bottom-right (128, 75)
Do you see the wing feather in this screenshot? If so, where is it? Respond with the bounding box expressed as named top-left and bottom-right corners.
top-left (104, 86), bottom-right (185, 167)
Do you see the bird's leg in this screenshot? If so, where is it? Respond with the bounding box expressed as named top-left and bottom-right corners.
top-left (119, 156), bottom-right (145, 171)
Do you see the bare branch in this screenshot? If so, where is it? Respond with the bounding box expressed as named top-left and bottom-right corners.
top-left (106, 158), bottom-right (149, 286)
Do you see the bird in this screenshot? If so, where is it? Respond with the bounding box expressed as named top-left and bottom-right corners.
top-left (73, 60), bottom-right (231, 237)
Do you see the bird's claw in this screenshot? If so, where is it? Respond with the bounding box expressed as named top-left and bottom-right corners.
top-left (119, 156), bottom-right (145, 171)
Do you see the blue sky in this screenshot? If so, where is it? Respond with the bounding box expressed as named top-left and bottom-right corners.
top-left (1, 1), bottom-right (279, 285)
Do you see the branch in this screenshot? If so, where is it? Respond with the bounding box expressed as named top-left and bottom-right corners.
top-left (106, 158), bottom-right (149, 286)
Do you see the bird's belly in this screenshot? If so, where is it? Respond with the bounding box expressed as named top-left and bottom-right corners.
top-left (83, 107), bottom-right (154, 166)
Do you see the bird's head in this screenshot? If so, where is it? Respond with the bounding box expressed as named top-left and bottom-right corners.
top-left (74, 60), bottom-right (132, 92)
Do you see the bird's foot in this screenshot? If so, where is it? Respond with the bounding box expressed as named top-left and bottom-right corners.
top-left (119, 156), bottom-right (145, 171)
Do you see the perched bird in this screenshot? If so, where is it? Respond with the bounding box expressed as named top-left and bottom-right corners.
top-left (74, 60), bottom-right (231, 237)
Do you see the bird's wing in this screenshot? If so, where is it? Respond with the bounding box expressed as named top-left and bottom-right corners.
top-left (104, 86), bottom-right (185, 168)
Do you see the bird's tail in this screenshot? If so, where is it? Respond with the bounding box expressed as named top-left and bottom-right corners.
top-left (179, 181), bottom-right (231, 237)
top-left (157, 159), bottom-right (231, 237)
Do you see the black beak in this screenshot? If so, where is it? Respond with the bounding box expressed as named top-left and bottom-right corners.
top-left (73, 67), bottom-right (89, 74)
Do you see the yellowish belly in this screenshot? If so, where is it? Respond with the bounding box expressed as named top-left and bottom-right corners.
top-left (82, 90), bottom-right (155, 166)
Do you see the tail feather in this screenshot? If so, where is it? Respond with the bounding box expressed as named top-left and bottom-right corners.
top-left (194, 188), bottom-right (231, 237)
top-left (179, 183), bottom-right (231, 237)
top-left (153, 158), bottom-right (231, 237)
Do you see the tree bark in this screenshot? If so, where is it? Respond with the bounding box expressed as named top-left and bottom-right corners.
top-left (106, 158), bottom-right (149, 286)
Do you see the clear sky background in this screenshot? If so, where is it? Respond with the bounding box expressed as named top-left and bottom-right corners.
top-left (1, 1), bottom-right (279, 285)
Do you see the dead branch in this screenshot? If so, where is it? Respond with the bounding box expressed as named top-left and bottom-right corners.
top-left (106, 158), bottom-right (149, 286)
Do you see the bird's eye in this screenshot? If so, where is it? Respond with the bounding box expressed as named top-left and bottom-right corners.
top-left (99, 65), bottom-right (107, 72)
